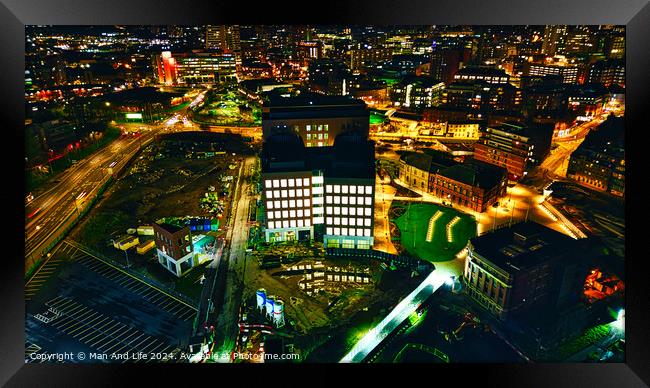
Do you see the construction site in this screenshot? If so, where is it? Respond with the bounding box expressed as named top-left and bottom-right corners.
top-left (69, 132), bottom-right (256, 298)
top-left (232, 241), bottom-right (428, 361)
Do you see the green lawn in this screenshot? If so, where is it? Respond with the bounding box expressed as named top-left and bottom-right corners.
top-left (391, 202), bottom-right (476, 262)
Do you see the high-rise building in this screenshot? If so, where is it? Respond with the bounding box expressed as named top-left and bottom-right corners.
top-left (587, 59), bottom-right (625, 87)
top-left (453, 66), bottom-right (510, 84)
top-left (523, 60), bottom-right (578, 84)
top-left (205, 25), bottom-right (242, 67)
top-left (153, 51), bottom-right (237, 85)
top-left (541, 25), bottom-right (568, 56)
top-left (261, 131), bottom-right (376, 249)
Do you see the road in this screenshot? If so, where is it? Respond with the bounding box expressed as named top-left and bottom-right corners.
top-left (211, 155), bottom-right (257, 360)
top-left (24, 127), bottom-right (160, 271)
top-left (25, 88), bottom-right (263, 274)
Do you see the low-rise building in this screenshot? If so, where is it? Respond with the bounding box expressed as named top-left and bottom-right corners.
top-left (431, 160), bottom-right (508, 212)
top-left (398, 150), bottom-right (507, 212)
top-left (473, 121), bottom-right (553, 180)
top-left (464, 221), bottom-right (585, 320)
top-left (153, 222), bottom-right (195, 277)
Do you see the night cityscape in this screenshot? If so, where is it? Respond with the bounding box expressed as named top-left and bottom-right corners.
top-left (24, 25), bottom-right (625, 364)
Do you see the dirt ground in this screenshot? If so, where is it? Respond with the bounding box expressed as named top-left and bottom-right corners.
top-left (69, 134), bottom-right (253, 296)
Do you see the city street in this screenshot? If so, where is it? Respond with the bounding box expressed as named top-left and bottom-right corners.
top-left (211, 156), bottom-right (257, 360)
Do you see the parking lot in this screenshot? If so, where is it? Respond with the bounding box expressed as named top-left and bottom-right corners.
top-left (25, 240), bottom-right (197, 363)
top-left (25, 243), bottom-right (78, 301)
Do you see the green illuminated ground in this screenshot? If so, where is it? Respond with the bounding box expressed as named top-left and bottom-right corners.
top-left (195, 89), bottom-right (261, 126)
top-left (391, 202), bottom-right (476, 262)
top-left (369, 111), bottom-right (387, 125)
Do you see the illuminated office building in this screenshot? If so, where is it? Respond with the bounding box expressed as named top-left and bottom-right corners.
top-left (261, 131), bottom-right (375, 249)
top-left (154, 51), bottom-right (237, 85)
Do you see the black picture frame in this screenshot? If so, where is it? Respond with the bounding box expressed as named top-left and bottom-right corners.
top-left (3, 0), bottom-right (649, 386)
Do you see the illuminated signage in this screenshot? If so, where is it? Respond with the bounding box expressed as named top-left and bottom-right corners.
top-left (125, 113), bottom-right (143, 119)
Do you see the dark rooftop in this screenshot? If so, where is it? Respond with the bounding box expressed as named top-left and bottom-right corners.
top-left (155, 221), bottom-right (186, 234)
top-left (438, 159), bottom-right (507, 189)
top-left (261, 131), bottom-right (375, 179)
top-left (455, 66), bottom-right (509, 77)
top-left (264, 92), bottom-right (367, 109)
top-left (399, 149), bottom-right (456, 173)
top-left (470, 221), bottom-right (578, 273)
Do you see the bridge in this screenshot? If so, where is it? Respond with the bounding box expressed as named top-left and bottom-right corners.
top-left (340, 267), bottom-right (453, 363)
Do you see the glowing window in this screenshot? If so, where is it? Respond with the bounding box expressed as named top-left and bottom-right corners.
top-left (298, 219), bottom-right (304, 227)
top-left (334, 207), bottom-right (341, 215)
top-left (357, 185), bottom-right (364, 194)
top-left (267, 201), bottom-right (274, 209)
top-left (334, 217), bottom-right (340, 225)
top-left (282, 210), bottom-right (289, 218)
top-left (342, 217), bottom-right (348, 225)
top-left (274, 201), bottom-right (280, 208)
top-left (268, 221), bottom-right (275, 229)
top-left (290, 220), bottom-right (296, 228)
top-left (290, 210), bottom-right (296, 218)
top-left (289, 189), bottom-right (295, 197)
top-left (267, 191), bottom-right (273, 199)
top-left (350, 218), bottom-right (356, 226)
top-left (288, 178), bottom-right (295, 187)
top-left (326, 185), bottom-right (333, 193)
top-left (350, 186), bottom-right (357, 194)
top-left (297, 199), bottom-right (303, 207)
top-left (265, 180), bottom-right (272, 188)
top-left (364, 208), bottom-right (371, 216)
top-left (274, 211), bottom-right (281, 218)
top-left (303, 178), bottom-right (310, 186)
top-left (364, 229), bottom-right (371, 237)
top-left (281, 190), bottom-right (288, 198)
top-left (268, 212), bottom-right (274, 219)
top-left (334, 196), bottom-right (341, 204)
top-left (342, 207), bottom-right (348, 215)
top-left (364, 218), bottom-right (372, 227)
top-left (334, 185), bottom-right (341, 193)
top-left (297, 209), bottom-right (304, 217)
top-left (342, 185), bottom-right (349, 194)
top-left (281, 179), bottom-right (287, 187)
top-left (350, 197), bottom-right (357, 205)
top-left (281, 200), bottom-right (288, 208)
top-left (282, 220), bottom-right (289, 228)
top-left (304, 209), bottom-right (311, 217)
top-left (326, 196), bottom-right (332, 204)
top-left (365, 197), bottom-right (372, 206)
top-left (304, 219), bottom-right (311, 227)
top-left (304, 199), bottom-right (311, 207)
top-left (326, 217), bottom-right (333, 224)
top-left (350, 207), bottom-right (356, 216)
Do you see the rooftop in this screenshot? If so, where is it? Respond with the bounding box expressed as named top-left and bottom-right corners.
top-left (470, 221), bottom-right (578, 273)
top-left (264, 92), bottom-right (367, 109)
top-left (438, 159), bottom-right (507, 189)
